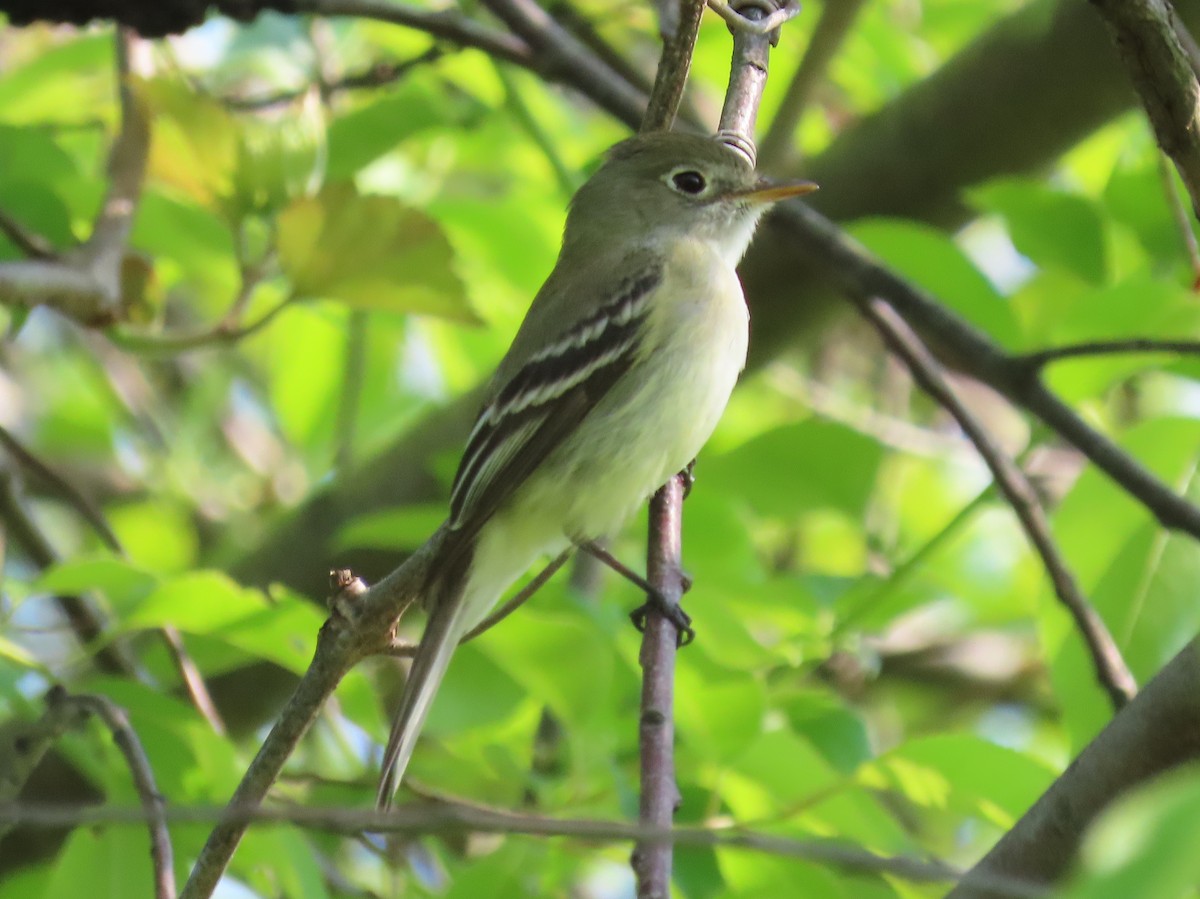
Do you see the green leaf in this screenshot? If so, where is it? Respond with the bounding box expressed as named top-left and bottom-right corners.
top-left (1066, 769), bottom-right (1200, 899)
top-left (335, 503), bottom-right (447, 551)
top-left (123, 572), bottom-right (322, 673)
top-left (277, 181), bottom-right (477, 321)
top-left (1046, 418), bottom-right (1200, 748)
top-left (971, 179), bottom-right (1109, 284)
top-left (866, 735), bottom-right (1054, 824)
top-left (706, 420), bottom-right (885, 518)
top-left (140, 77), bottom-right (240, 207)
top-left (44, 827), bottom-right (155, 899)
top-left (849, 218), bottom-right (1021, 348)
top-left (326, 77), bottom-right (482, 178)
top-left (0, 34), bottom-right (113, 124)
top-left (34, 556), bottom-right (159, 615)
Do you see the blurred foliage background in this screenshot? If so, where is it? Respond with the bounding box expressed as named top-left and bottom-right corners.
top-left (4, 1), bottom-right (1200, 897)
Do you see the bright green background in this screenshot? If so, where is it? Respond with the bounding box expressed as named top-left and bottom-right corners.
top-left (2, 3), bottom-right (1199, 897)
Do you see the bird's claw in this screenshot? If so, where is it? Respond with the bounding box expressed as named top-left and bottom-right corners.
top-left (630, 590), bottom-right (695, 647)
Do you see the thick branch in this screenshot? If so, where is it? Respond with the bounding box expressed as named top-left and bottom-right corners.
top-left (1090, 0), bottom-right (1200, 219)
top-left (948, 638), bottom-right (1200, 898)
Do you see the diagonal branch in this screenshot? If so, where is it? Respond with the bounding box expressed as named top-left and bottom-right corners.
top-left (179, 537), bottom-right (441, 899)
top-left (774, 199), bottom-right (1200, 541)
top-left (291, 0), bottom-right (532, 66)
top-left (1090, 0), bottom-right (1200, 219)
top-left (860, 298), bottom-right (1137, 710)
top-left (480, 0), bottom-right (650, 129)
top-left (70, 693), bottom-right (176, 899)
top-left (947, 637), bottom-right (1200, 899)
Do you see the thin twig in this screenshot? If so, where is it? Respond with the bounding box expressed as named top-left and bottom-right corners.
top-left (860, 298), bottom-right (1137, 710)
top-left (0, 207), bottom-right (55, 258)
top-left (547, 1), bottom-right (656, 98)
top-left (460, 550), bottom-right (572, 643)
top-left (107, 294), bottom-right (294, 354)
top-left (1155, 148), bottom-right (1200, 285)
top-left (227, 47), bottom-right (445, 110)
top-left (0, 424), bottom-right (123, 553)
top-left (9, 799), bottom-right (1021, 894)
top-left (774, 199), bottom-right (1200, 541)
top-left (757, 0), bottom-right (867, 170)
top-left (1019, 337), bottom-right (1200, 368)
top-left (642, 0), bottom-right (708, 132)
top-left (161, 626), bottom-right (228, 736)
top-left (480, 0), bottom-right (650, 129)
top-left (0, 469), bottom-right (134, 675)
top-left (70, 693), bottom-right (176, 899)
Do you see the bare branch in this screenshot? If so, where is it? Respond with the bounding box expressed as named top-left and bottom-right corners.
top-left (292, 0), bottom-right (531, 66)
top-left (70, 693), bottom-right (176, 899)
top-left (179, 536), bottom-right (441, 899)
top-left (642, 0), bottom-right (707, 132)
top-left (757, 0), bottom-right (867, 170)
top-left (948, 637), bottom-right (1200, 899)
top-left (861, 298), bottom-right (1137, 710)
top-left (1090, 0), bottom-right (1200, 219)
top-left (460, 550), bottom-right (572, 644)
top-left (480, 0), bottom-right (649, 129)
top-left (773, 199), bottom-right (1200, 541)
top-left (1018, 337), bottom-right (1200, 368)
top-left (0, 207), bottom-right (55, 259)
top-left (9, 798), bottom-right (1001, 893)
top-left (632, 475), bottom-right (689, 898)
top-left (227, 47), bottom-right (446, 110)
top-left (162, 626), bottom-right (228, 736)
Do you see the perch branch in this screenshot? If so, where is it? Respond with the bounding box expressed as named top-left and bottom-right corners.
top-left (860, 298), bottom-right (1137, 710)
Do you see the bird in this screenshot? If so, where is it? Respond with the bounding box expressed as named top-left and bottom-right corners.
top-left (377, 130), bottom-right (817, 807)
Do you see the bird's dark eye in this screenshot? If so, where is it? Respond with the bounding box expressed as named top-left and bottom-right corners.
top-left (670, 170), bottom-right (707, 195)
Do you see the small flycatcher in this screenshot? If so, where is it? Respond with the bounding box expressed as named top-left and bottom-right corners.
top-left (378, 131), bottom-right (816, 806)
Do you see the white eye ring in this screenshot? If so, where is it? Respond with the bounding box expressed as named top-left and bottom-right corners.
top-left (667, 167), bottom-right (708, 196)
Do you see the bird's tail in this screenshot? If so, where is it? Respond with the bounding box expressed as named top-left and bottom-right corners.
top-left (376, 551), bottom-right (474, 809)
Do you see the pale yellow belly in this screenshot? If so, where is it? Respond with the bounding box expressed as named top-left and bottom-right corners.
top-left (460, 239), bottom-right (748, 631)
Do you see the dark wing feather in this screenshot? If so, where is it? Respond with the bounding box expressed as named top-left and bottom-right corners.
top-left (444, 265), bottom-right (662, 548)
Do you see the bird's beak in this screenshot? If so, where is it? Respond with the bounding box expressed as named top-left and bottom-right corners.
top-left (732, 179), bottom-right (819, 204)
